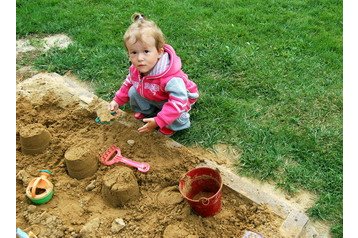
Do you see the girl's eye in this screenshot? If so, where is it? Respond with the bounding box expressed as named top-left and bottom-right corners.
top-left (130, 51), bottom-right (136, 55)
top-left (144, 50), bottom-right (150, 53)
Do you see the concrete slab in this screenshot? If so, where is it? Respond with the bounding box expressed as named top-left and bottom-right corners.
top-left (280, 210), bottom-right (309, 238)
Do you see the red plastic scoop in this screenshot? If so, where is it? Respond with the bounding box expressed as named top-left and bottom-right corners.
top-left (100, 145), bottom-right (150, 173)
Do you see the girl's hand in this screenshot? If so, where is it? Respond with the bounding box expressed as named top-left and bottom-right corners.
top-left (138, 118), bottom-right (158, 133)
top-left (108, 100), bottom-right (119, 111)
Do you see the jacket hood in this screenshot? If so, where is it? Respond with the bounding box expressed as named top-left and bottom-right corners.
top-left (160, 44), bottom-right (182, 77)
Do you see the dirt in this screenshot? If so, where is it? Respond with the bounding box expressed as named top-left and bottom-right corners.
top-left (15, 75), bottom-right (286, 238)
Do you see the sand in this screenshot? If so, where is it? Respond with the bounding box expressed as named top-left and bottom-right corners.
top-left (15, 73), bottom-right (284, 237)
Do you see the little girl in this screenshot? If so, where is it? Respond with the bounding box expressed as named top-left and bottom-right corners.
top-left (109, 13), bottom-right (199, 136)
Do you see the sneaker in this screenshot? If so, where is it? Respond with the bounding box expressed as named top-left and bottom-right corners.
top-left (134, 112), bottom-right (145, 119)
top-left (159, 127), bottom-right (175, 136)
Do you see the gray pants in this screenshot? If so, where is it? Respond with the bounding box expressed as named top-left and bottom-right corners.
top-left (128, 86), bottom-right (190, 131)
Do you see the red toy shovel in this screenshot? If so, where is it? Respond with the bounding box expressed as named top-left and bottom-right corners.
top-left (100, 145), bottom-right (150, 173)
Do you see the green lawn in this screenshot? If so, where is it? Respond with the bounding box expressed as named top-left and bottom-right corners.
top-left (17, 0), bottom-right (343, 236)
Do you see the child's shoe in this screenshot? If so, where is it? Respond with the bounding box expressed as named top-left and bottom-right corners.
top-left (134, 112), bottom-right (145, 119)
top-left (159, 127), bottom-right (175, 136)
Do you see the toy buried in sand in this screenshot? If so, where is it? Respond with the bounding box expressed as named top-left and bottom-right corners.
top-left (100, 145), bottom-right (150, 173)
top-left (95, 111), bottom-right (118, 125)
top-left (26, 170), bottom-right (54, 205)
top-left (16, 227), bottom-right (38, 238)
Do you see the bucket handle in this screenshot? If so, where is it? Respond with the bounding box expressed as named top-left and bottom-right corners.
top-left (31, 177), bottom-right (43, 198)
top-left (31, 170), bottom-right (53, 198)
top-left (200, 197), bottom-right (210, 206)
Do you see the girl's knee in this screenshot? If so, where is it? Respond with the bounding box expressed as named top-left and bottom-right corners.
top-left (128, 86), bottom-right (137, 98)
top-left (169, 112), bottom-right (191, 131)
top-left (177, 112), bottom-right (190, 125)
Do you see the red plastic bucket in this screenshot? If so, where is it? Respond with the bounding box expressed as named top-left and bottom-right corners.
top-left (179, 167), bottom-right (223, 217)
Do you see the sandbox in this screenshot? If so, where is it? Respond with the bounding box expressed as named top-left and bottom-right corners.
top-left (15, 71), bottom-right (326, 238)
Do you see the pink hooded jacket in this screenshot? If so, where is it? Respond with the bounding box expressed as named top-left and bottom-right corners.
top-left (113, 44), bottom-right (199, 128)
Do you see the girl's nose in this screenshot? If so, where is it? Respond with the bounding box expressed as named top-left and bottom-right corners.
top-left (137, 53), bottom-right (145, 61)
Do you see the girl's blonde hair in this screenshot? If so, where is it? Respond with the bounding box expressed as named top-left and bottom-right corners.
top-left (123, 13), bottom-right (166, 50)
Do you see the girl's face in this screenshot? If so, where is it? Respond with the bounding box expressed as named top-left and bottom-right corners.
top-left (126, 35), bottom-right (163, 76)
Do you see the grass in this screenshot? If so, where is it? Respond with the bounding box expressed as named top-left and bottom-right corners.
top-left (17, 0), bottom-right (343, 236)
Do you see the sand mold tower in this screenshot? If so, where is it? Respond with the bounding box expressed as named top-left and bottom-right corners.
top-left (64, 142), bottom-right (98, 179)
top-left (101, 166), bottom-right (140, 207)
top-left (20, 123), bottom-right (51, 155)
